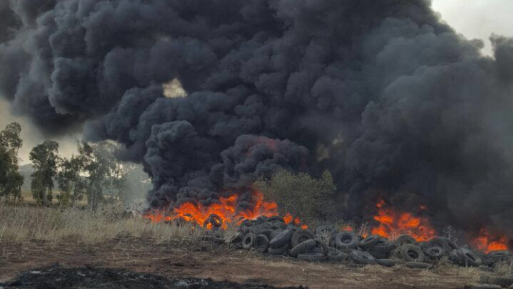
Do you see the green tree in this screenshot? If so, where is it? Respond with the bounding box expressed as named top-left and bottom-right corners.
top-left (78, 142), bottom-right (120, 210)
top-left (56, 155), bottom-right (87, 206)
top-left (0, 122), bottom-right (24, 200)
top-left (30, 141), bottom-right (59, 206)
top-left (255, 170), bottom-right (336, 226)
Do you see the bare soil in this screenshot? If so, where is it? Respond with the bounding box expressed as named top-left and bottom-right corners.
top-left (0, 238), bottom-right (480, 289)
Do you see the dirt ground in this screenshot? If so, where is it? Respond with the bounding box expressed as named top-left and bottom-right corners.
top-left (0, 237), bottom-right (482, 289)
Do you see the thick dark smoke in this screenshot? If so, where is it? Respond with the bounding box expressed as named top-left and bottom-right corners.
top-left (0, 0), bottom-right (511, 240)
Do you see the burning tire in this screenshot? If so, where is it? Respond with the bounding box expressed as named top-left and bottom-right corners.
top-left (290, 239), bottom-right (318, 257)
top-left (255, 234), bottom-right (270, 253)
top-left (479, 275), bottom-right (514, 288)
top-left (349, 250), bottom-right (376, 265)
top-left (399, 244), bottom-right (425, 263)
top-left (242, 233), bottom-right (256, 250)
top-left (297, 252), bottom-right (326, 262)
top-left (270, 229), bottom-right (294, 249)
top-left (291, 230), bottom-right (316, 248)
top-left (203, 214), bottom-right (223, 228)
top-left (334, 232), bottom-right (359, 250)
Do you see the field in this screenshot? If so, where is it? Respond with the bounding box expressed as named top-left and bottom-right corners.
top-left (0, 203), bottom-right (506, 289)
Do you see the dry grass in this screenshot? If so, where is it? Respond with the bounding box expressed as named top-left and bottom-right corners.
top-left (0, 202), bottom-right (204, 245)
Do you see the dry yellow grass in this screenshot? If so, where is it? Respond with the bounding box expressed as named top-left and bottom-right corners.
top-left (0, 202), bottom-right (204, 245)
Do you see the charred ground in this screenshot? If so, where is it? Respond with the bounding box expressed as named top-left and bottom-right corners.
top-left (0, 236), bottom-right (488, 289)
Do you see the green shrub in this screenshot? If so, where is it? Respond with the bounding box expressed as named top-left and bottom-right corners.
top-left (255, 170), bottom-right (336, 226)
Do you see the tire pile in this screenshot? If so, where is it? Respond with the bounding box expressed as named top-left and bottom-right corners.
top-left (223, 216), bottom-right (512, 274)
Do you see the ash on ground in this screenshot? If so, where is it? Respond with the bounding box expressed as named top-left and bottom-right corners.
top-left (0, 264), bottom-right (305, 289)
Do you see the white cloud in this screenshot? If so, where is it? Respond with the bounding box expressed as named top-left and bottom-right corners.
top-left (431, 0), bottom-right (513, 55)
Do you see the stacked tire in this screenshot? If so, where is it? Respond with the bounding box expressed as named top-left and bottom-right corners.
top-left (230, 219), bottom-right (512, 270)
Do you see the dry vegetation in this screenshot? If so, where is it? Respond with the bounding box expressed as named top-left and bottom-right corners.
top-left (0, 202), bottom-right (206, 245)
top-left (0, 202), bottom-right (510, 289)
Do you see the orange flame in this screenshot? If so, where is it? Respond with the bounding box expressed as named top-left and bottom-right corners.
top-left (144, 191), bottom-right (307, 230)
top-left (283, 212), bottom-right (308, 229)
top-left (471, 228), bottom-right (511, 253)
top-left (370, 199), bottom-right (436, 241)
top-left (341, 225), bottom-right (353, 232)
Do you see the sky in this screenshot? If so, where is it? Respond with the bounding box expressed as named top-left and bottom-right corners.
top-left (432, 0), bottom-right (513, 55)
top-left (0, 0), bottom-right (512, 163)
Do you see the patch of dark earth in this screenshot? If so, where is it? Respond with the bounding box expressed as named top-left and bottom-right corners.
top-left (0, 264), bottom-right (306, 289)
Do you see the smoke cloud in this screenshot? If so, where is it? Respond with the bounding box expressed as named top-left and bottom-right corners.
top-left (0, 0), bottom-right (511, 239)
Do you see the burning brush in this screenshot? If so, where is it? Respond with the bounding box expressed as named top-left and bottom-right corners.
top-left (143, 190), bottom-right (308, 230)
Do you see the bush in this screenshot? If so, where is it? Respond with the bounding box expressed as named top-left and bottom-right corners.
top-left (255, 170), bottom-right (336, 226)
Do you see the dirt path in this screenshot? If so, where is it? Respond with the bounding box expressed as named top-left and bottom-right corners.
top-left (0, 238), bottom-right (479, 289)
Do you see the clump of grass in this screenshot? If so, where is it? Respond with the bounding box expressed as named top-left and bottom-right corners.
top-left (0, 202), bottom-right (204, 245)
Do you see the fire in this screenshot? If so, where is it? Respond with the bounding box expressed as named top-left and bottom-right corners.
top-left (283, 212), bottom-right (308, 229)
top-left (144, 191), bottom-right (308, 230)
top-left (471, 228), bottom-right (511, 253)
top-left (144, 191), bottom-right (278, 229)
top-left (370, 199), bottom-right (436, 241)
top-left (341, 225), bottom-right (353, 232)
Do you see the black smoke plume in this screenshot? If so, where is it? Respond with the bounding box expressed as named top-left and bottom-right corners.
top-left (0, 0), bottom-right (511, 241)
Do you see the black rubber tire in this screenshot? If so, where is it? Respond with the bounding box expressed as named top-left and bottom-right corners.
top-left (399, 244), bottom-right (425, 262)
top-left (427, 237), bottom-right (452, 252)
top-left (405, 262), bottom-right (433, 269)
top-left (255, 234), bottom-right (270, 253)
top-left (256, 229), bottom-right (274, 239)
top-left (327, 248), bottom-right (346, 261)
top-left (268, 243), bottom-right (290, 255)
top-left (315, 225), bottom-right (337, 243)
top-left (395, 235), bottom-right (417, 246)
top-left (488, 251), bottom-right (512, 263)
top-left (334, 232), bottom-right (359, 250)
top-left (290, 239), bottom-right (318, 257)
top-left (267, 216), bottom-right (283, 222)
top-left (377, 259), bottom-right (403, 267)
top-left (458, 248), bottom-right (482, 267)
top-left (370, 239), bottom-right (396, 255)
top-left (242, 233), bottom-right (256, 250)
top-left (423, 245), bottom-right (445, 259)
top-left (479, 275), bottom-right (513, 287)
top-left (239, 225), bottom-right (251, 234)
top-left (291, 230), bottom-right (316, 248)
top-left (270, 229), bottom-right (294, 249)
top-left (449, 249), bottom-right (463, 265)
top-left (270, 222), bottom-right (286, 231)
top-left (270, 229), bottom-right (284, 240)
top-left (256, 216), bottom-right (269, 223)
top-left (349, 250), bottom-right (376, 265)
top-left (360, 235), bottom-right (381, 248)
top-left (229, 232), bottom-right (244, 244)
top-left (297, 252), bottom-right (326, 262)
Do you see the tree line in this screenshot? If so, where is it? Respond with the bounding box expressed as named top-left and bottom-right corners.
top-left (0, 122), bottom-right (143, 208)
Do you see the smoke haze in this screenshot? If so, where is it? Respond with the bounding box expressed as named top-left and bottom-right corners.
top-left (0, 0), bottom-right (511, 241)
